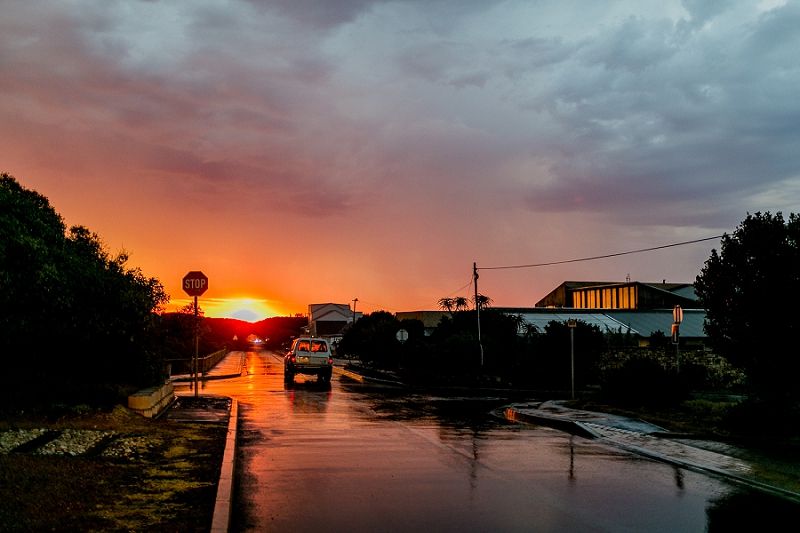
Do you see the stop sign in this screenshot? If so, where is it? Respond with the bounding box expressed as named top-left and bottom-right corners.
top-left (182, 271), bottom-right (208, 297)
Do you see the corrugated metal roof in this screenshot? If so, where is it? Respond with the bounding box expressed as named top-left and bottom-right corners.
top-left (513, 311), bottom-right (642, 335)
top-left (605, 309), bottom-right (706, 338)
top-left (496, 308), bottom-right (706, 338)
top-left (670, 285), bottom-right (698, 300)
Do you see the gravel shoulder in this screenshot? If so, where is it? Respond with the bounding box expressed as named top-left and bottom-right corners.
top-left (0, 402), bottom-right (228, 532)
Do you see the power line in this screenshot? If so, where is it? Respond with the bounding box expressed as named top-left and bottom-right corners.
top-left (480, 235), bottom-right (724, 271)
top-left (351, 278), bottom-right (473, 315)
top-left (356, 299), bottom-right (402, 312)
top-left (410, 278), bottom-right (474, 311)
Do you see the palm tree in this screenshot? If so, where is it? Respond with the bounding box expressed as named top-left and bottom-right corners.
top-left (438, 297), bottom-right (455, 316)
top-left (473, 293), bottom-right (493, 310)
top-left (453, 296), bottom-right (470, 312)
top-left (508, 314), bottom-right (525, 335)
top-left (522, 322), bottom-right (539, 341)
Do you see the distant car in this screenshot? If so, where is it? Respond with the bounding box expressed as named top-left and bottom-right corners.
top-left (284, 337), bottom-right (333, 382)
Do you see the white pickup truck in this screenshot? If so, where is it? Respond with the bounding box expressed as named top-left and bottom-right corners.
top-left (284, 337), bottom-right (333, 382)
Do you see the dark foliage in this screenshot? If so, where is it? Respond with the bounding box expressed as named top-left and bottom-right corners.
top-left (533, 320), bottom-right (605, 390)
top-left (695, 211), bottom-right (800, 401)
top-left (430, 310), bottom-right (523, 373)
top-left (723, 398), bottom-right (800, 437)
top-left (1, 174), bottom-right (167, 407)
top-left (338, 309), bottom-right (610, 389)
top-left (337, 311), bottom-right (406, 369)
top-left (604, 326), bottom-right (637, 347)
top-left (647, 330), bottom-right (669, 348)
top-left (601, 357), bottom-right (685, 407)
top-left (706, 490), bottom-right (800, 532)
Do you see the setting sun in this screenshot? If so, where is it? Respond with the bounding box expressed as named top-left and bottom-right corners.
top-left (167, 297), bottom-right (291, 322)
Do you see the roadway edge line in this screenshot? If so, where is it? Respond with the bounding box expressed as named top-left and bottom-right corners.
top-left (210, 398), bottom-right (238, 533)
top-left (332, 366), bottom-right (365, 382)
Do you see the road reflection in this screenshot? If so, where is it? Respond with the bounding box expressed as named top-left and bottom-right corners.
top-left (182, 350), bottom-right (800, 533)
top-left (285, 381), bottom-right (332, 415)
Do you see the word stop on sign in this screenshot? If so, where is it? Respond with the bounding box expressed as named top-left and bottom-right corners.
top-left (185, 279), bottom-right (207, 289)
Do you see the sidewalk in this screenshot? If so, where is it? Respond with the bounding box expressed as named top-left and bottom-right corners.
top-left (506, 401), bottom-right (800, 502)
top-left (171, 351), bottom-right (246, 382)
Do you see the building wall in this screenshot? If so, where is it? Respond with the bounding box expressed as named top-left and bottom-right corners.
top-left (308, 303), bottom-right (359, 337)
top-left (536, 283), bottom-right (568, 308)
top-left (573, 285), bottom-right (638, 309)
top-left (540, 281), bottom-right (700, 310)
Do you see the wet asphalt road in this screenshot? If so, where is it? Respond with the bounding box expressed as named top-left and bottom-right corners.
top-left (175, 350), bottom-right (797, 532)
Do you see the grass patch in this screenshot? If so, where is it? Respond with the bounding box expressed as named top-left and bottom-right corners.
top-left (0, 406), bottom-right (227, 532)
top-left (565, 398), bottom-right (739, 438)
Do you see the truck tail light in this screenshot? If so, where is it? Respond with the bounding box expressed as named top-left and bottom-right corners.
top-left (290, 356), bottom-right (296, 363)
top-left (328, 357), bottom-right (333, 365)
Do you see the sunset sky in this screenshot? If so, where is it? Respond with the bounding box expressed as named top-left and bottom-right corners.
top-left (3, 0), bottom-right (799, 320)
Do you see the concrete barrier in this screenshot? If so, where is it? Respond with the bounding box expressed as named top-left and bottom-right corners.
top-left (128, 382), bottom-right (175, 418)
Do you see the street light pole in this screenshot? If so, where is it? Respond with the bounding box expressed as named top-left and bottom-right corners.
top-left (352, 298), bottom-right (358, 325)
top-left (568, 319), bottom-right (577, 400)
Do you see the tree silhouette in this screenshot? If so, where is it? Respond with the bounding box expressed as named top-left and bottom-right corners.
top-left (1, 173), bottom-right (168, 404)
top-left (438, 297), bottom-right (455, 315)
top-left (473, 293), bottom-right (493, 309)
top-left (695, 211), bottom-right (800, 401)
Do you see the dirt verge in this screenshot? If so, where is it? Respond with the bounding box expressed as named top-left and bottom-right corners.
top-left (0, 403), bottom-right (227, 532)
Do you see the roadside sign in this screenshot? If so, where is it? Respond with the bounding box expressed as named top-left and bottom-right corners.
top-left (182, 271), bottom-right (208, 297)
top-left (673, 305), bottom-right (683, 324)
top-left (182, 271), bottom-right (208, 399)
top-left (671, 324), bottom-right (680, 345)
top-left (396, 329), bottom-right (409, 343)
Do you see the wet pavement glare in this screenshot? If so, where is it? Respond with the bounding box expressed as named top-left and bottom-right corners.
top-left (175, 350), bottom-right (798, 532)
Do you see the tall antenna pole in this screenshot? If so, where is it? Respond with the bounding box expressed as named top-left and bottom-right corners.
top-left (474, 262), bottom-right (484, 366)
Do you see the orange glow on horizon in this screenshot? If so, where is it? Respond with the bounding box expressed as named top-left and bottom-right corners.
top-left (165, 297), bottom-right (299, 322)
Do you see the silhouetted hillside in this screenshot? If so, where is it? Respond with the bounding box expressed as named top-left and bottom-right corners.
top-left (200, 315), bottom-right (307, 353)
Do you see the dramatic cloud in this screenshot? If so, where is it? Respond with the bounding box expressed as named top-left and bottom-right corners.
top-left (2, 0), bottom-right (798, 315)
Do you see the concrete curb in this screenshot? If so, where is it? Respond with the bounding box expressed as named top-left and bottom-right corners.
top-left (210, 399), bottom-right (238, 533)
top-left (235, 351), bottom-right (247, 376)
top-left (593, 433), bottom-right (800, 503)
top-left (332, 366), bottom-right (408, 386)
top-left (504, 408), bottom-right (601, 439)
top-left (505, 407), bottom-right (800, 503)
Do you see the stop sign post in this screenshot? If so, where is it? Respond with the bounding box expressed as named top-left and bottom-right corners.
top-left (182, 271), bottom-right (208, 397)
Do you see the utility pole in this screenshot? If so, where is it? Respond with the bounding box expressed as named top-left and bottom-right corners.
top-left (474, 262), bottom-right (484, 366)
top-left (352, 298), bottom-right (358, 325)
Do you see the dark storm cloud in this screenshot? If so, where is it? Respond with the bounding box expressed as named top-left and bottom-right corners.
top-left (2, 0), bottom-right (800, 229)
top-left (513, 1), bottom-right (800, 225)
